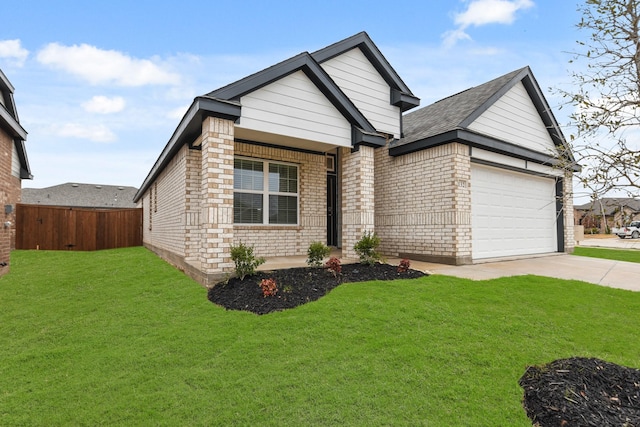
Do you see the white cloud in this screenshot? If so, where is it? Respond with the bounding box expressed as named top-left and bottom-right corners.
top-left (166, 105), bottom-right (189, 120)
top-left (443, 0), bottom-right (535, 47)
top-left (36, 43), bottom-right (181, 86)
top-left (82, 95), bottom-right (126, 114)
top-left (50, 123), bottom-right (117, 142)
top-left (0, 39), bottom-right (29, 67)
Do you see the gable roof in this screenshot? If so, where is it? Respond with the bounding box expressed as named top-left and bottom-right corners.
top-left (22, 183), bottom-right (138, 209)
top-left (574, 198), bottom-right (640, 216)
top-left (390, 66), bottom-right (579, 171)
top-left (206, 51), bottom-right (378, 134)
top-left (311, 32), bottom-right (419, 112)
top-left (0, 68), bottom-right (31, 180)
top-left (135, 32), bottom-right (417, 202)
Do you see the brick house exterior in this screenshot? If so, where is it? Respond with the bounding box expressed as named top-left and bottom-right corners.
top-left (134, 33), bottom-right (578, 286)
top-left (0, 69), bottom-right (31, 276)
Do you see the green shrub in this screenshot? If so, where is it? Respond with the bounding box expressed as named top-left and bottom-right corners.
top-left (354, 231), bottom-right (382, 265)
top-left (230, 242), bottom-right (265, 280)
top-left (307, 241), bottom-right (331, 267)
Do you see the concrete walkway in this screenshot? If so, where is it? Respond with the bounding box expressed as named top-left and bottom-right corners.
top-left (260, 239), bottom-right (640, 292)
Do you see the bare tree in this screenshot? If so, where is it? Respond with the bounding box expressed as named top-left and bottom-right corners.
top-left (558, 0), bottom-right (640, 200)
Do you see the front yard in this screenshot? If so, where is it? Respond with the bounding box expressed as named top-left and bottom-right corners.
top-left (1, 247), bottom-right (639, 426)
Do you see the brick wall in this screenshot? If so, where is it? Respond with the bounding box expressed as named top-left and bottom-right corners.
top-left (233, 141), bottom-right (326, 257)
top-left (374, 142), bottom-right (473, 265)
top-left (0, 128), bottom-right (21, 276)
top-left (142, 144), bottom-right (188, 257)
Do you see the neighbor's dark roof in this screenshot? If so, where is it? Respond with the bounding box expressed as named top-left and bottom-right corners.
top-left (574, 198), bottom-right (640, 216)
top-left (21, 183), bottom-right (138, 209)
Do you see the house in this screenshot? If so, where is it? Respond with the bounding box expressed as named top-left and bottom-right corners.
top-left (0, 69), bottom-right (31, 275)
top-left (134, 32), bottom-right (577, 286)
top-left (574, 198), bottom-right (640, 232)
top-left (22, 183), bottom-right (138, 209)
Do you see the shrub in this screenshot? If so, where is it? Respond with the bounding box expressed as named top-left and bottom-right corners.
top-left (354, 231), bottom-right (382, 265)
top-left (307, 241), bottom-right (331, 268)
top-left (397, 258), bottom-right (411, 274)
top-left (259, 278), bottom-right (278, 297)
top-left (325, 256), bottom-right (342, 278)
top-left (230, 242), bottom-right (266, 280)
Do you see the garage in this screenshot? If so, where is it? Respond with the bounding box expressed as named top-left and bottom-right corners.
top-left (471, 163), bottom-right (558, 259)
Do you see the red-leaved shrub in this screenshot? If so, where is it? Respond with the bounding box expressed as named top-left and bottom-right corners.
top-left (397, 258), bottom-right (411, 273)
top-left (325, 257), bottom-right (342, 278)
top-left (259, 278), bottom-right (278, 297)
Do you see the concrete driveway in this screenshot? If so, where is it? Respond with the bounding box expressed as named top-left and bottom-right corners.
top-left (410, 254), bottom-right (640, 292)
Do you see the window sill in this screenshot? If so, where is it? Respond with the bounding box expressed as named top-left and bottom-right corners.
top-left (234, 224), bottom-right (302, 231)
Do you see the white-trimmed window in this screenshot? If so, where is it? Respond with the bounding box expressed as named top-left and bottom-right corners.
top-left (234, 157), bottom-right (298, 225)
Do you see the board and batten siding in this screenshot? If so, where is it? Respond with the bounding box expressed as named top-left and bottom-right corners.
top-left (467, 82), bottom-right (556, 154)
top-left (320, 48), bottom-right (401, 138)
top-left (237, 70), bottom-right (352, 147)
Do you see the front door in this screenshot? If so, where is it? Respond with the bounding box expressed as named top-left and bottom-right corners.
top-left (326, 154), bottom-right (338, 246)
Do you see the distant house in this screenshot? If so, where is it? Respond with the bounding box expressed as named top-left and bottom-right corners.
top-left (134, 32), bottom-right (578, 286)
top-left (0, 69), bottom-right (32, 275)
top-left (574, 198), bottom-right (640, 232)
top-left (22, 183), bottom-right (138, 209)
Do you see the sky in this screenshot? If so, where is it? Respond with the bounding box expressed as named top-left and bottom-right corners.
top-left (1, 0), bottom-right (588, 197)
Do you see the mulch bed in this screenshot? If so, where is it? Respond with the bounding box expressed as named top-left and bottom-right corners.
top-left (207, 263), bottom-right (426, 315)
top-left (519, 357), bottom-right (640, 426)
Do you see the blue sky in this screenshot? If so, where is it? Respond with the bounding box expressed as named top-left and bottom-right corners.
top-left (1, 0), bottom-right (584, 195)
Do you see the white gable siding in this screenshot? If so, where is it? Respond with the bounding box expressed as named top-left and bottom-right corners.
top-left (468, 82), bottom-right (556, 154)
top-left (237, 70), bottom-right (352, 147)
top-left (321, 48), bottom-right (401, 138)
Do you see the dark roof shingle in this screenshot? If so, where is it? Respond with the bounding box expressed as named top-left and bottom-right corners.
top-left (22, 183), bottom-right (138, 209)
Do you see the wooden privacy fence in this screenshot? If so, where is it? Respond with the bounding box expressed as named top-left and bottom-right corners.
top-left (16, 204), bottom-right (142, 251)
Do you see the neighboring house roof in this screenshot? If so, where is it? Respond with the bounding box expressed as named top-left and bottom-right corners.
top-left (391, 66), bottom-right (579, 171)
top-left (134, 32), bottom-right (419, 202)
top-left (0, 68), bottom-right (31, 180)
top-left (574, 198), bottom-right (640, 216)
top-left (22, 183), bottom-right (138, 209)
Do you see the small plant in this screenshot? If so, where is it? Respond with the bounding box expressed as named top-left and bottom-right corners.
top-left (325, 256), bottom-right (342, 278)
top-left (397, 258), bottom-right (411, 274)
top-left (354, 231), bottom-right (382, 265)
top-left (307, 241), bottom-right (331, 267)
top-left (230, 242), bottom-right (265, 280)
top-left (259, 278), bottom-right (278, 297)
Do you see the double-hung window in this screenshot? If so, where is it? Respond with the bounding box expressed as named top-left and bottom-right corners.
top-left (234, 157), bottom-right (298, 225)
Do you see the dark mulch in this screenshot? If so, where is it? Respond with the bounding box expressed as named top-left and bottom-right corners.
top-left (519, 357), bottom-right (640, 426)
top-left (207, 263), bottom-right (427, 315)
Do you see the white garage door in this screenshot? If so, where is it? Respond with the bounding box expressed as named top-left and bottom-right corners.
top-left (471, 164), bottom-right (558, 259)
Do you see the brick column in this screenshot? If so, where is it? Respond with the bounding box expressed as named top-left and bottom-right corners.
top-left (341, 145), bottom-right (375, 260)
top-left (563, 171), bottom-right (575, 253)
top-left (199, 116), bottom-right (235, 282)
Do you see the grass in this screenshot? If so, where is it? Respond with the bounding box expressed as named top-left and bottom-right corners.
top-left (573, 246), bottom-right (640, 263)
top-left (1, 248), bottom-right (640, 426)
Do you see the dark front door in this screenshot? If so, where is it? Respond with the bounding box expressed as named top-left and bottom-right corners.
top-left (327, 174), bottom-right (337, 246)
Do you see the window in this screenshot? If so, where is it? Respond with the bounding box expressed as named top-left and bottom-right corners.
top-left (234, 157), bottom-right (298, 225)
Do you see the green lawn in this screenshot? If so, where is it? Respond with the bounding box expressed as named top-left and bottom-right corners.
top-left (1, 248), bottom-right (639, 426)
top-left (574, 246), bottom-right (640, 263)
